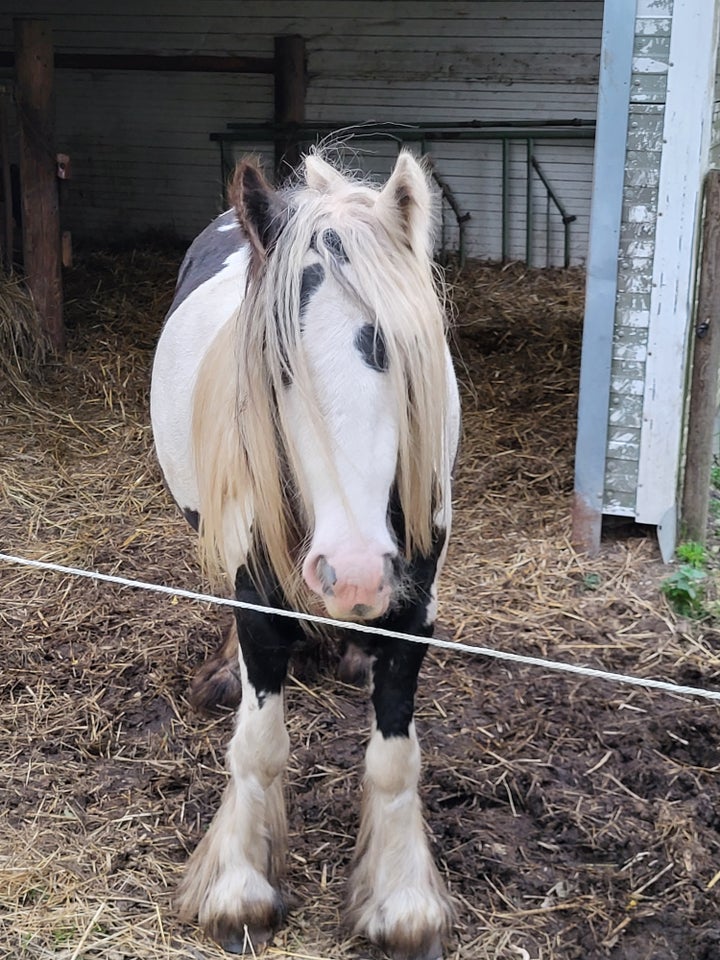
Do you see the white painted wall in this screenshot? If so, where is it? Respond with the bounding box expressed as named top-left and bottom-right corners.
top-left (635, 0), bottom-right (720, 540)
top-left (0, 1), bottom-right (603, 264)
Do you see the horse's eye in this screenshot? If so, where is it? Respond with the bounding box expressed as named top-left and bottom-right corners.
top-left (322, 229), bottom-right (348, 263)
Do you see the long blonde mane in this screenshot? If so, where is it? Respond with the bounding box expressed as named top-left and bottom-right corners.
top-left (191, 153), bottom-right (451, 608)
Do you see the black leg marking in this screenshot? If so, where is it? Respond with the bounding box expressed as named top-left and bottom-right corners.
top-left (372, 635), bottom-right (429, 738)
top-left (355, 323), bottom-right (388, 372)
top-left (367, 524), bottom-right (448, 738)
top-left (234, 566), bottom-right (303, 703)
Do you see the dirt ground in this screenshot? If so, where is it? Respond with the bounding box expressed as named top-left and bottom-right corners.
top-left (1, 250), bottom-right (719, 960)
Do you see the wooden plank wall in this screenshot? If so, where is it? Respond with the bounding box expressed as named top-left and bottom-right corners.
top-left (603, 0), bottom-right (673, 516)
top-left (0, 1), bottom-right (603, 264)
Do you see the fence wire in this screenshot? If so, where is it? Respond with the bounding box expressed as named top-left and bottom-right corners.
top-left (1, 550), bottom-right (719, 704)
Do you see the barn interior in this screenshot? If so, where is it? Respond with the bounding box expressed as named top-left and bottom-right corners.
top-left (2, 4), bottom-right (720, 960)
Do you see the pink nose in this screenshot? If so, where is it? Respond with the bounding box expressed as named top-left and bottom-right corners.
top-left (302, 550), bottom-right (394, 620)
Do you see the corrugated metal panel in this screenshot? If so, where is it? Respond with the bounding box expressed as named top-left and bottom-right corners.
top-left (1, 1), bottom-right (602, 262)
top-left (603, 2), bottom-right (672, 515)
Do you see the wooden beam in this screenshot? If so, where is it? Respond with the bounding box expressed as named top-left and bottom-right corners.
top-left (273, 35), bottom-right (306, 179)
top-left (15, 18), bottom-right (64, 352)
top-left (681, 170), bottom-right (720, 543)
top-left (0, 52), bottom-right (275, 73)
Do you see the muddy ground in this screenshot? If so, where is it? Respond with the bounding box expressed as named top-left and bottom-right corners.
top-left (1, 250), bottom-right (719, 960)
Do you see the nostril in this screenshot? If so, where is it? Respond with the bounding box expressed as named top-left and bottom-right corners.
top-left (383, 553), bottom-right (397, 581)
top-left (316, 556), bottom-right (337, 596)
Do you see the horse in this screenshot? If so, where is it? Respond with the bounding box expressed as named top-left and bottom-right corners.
top-left (150, 149), bottom-right (461, 960)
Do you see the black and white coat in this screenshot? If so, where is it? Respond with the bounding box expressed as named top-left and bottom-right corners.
top-left (150, 151), bottom-right (460, 960)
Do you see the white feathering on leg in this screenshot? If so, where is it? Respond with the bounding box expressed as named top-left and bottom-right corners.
top-left (176, 655), bottom-right (289, 952)
top-left (348, 724), bottom-right (452, 960)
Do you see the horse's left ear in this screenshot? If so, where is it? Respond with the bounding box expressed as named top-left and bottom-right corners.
top-left (304, 152), bottom-right (347, 193)
top-left (377, 151), bottom-right (434, 256)
top-left (228, 158), bottom-right (286, 258)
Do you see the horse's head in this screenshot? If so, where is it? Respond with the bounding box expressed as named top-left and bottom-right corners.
top-left (227, 151), bottom-right (450, 621)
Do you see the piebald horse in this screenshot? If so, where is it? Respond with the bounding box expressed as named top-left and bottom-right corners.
top-left (150, 150), bottom-right (460, 960)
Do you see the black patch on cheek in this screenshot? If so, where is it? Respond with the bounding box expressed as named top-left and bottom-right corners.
top-left (322, 228), bottom-right (348, 262)
top-left (183, 508), bottom-right (200, 531)
top-left (355, 323), bottom-right (388, 372)
top-left (299, 263), bottom-right (325, 315)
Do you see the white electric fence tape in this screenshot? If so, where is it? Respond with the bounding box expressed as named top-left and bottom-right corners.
top-left (1, 551), bottom-right (719, 703)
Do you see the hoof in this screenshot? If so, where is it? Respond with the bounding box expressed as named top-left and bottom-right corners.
top-left (189, 621), bottom-right (242, 714)
top-left (206, 892), bottom-right (286, 955)
top-left (215, 925), bottom-right (272, 955)
top-left (383, 937), bottom-right (443, 960)
top-left (347, 882), bottom-right (451, 960)
top-left (189, 656), bottom-right (242, 714)
top-left (363, 928), bottom-right (444, 960)
top-left (176, 861), bottom-right (286, 954)
top-left (337, 642), bottom-right (371, 687)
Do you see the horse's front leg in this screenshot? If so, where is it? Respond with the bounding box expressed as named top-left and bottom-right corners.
top-left (347, 619), bottom-right (453, 960)
top-left (176, 578), bottom-right (300, 954)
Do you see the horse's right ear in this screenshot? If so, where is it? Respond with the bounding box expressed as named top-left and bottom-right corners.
top-left (228, 159), bottom-right (285, 258)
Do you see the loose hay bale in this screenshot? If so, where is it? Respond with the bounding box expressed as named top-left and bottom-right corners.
top-left (0, 270), bottom-right (52, 381)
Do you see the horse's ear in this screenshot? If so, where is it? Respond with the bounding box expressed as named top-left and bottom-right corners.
top-left (376, 151), bottom-right (435, 256)
top-left (228, 158), bottom-right (285, 257)
top-left (304, 152), bottom-right (346, 193)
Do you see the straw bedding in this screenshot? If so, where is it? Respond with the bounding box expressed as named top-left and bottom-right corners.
top-left (1, 249), bottom-right (719, 960)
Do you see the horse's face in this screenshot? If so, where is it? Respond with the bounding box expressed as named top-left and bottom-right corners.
top-left (230, 152), bottom-right (443, 621)
top-left (288, 232), bottom-right (399, 621)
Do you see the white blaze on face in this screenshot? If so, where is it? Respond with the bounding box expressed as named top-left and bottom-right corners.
top-left (286, 268), bottom-right (399, 621)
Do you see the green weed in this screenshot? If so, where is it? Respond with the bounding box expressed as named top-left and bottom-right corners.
top-left (661, 541), bottom-right (710, 618)
top-left (676, 541), bottom-right (709, 568)
top-left (52, 927), bottom-right (77, 946)
top-left (661, 566), bottom-right (708, 617)
top-left (710, 459), bottom-right (720, 490)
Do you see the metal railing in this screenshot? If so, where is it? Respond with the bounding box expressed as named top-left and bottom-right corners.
top-left (210, 120), bottom-right (595, 267)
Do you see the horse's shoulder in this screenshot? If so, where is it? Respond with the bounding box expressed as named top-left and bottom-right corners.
top-left (168, 210), bottom-right (248, 317)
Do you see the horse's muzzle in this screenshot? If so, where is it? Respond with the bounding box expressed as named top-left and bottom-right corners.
top-left (303, 550), bottom-right (395, 621)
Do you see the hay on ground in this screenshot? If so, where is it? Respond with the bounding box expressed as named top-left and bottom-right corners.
top-left (0, 251), bottom-right (718, 960)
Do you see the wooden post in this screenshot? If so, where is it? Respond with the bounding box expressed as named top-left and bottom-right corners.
top-left (0, 86), bottom-right (13, 272)
top-left (273, 35), bottom-right (305, 180)
top-left (15, 18), bottom-right (64, 352)
top-left (681, 170), bottom-right (720, 543)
